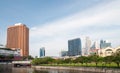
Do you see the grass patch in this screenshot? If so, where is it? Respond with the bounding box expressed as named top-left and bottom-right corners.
top-left (37, 62), bottom-right (120, 68)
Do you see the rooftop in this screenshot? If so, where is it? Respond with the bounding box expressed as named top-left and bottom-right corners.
top-left (14, 23), bottom-right (25, 26)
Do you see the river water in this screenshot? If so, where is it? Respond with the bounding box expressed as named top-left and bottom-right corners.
top-left (0, 68), bottom-right (103, 73)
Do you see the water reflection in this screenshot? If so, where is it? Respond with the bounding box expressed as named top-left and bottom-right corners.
top-left (33, 69), bottom-right (48, 73)
top-left (0, 68), bottom-right (12, 73)
top-left (33, 69), bottom-right (100, 73)
top-left (12, 68), bottom-right (31, 73)
top-left (0, 68), bottom-right (103, 73)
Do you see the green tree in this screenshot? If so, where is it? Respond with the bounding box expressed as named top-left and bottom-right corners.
top-left (75, 56), bottom-right (89, 66)
top-left (7, 54), bottom-right (14, 59)
top-left (31, 57), bottom-right (55, 65)
top-left (73, 57), bottom-right (80, 63)
top-left (0, 55), bottom-right (5, 59)
top-left (27, 55), bottom-right (34, 60)
top-left (54, 59), bottom-right (64, 64)
top-left (112, 51), bottom-right (120, 67)
top-left (43, 57), bottom-right (54, 64)
top-left (89, 54), bottom-right (100, 66)
top-left (104, 56), bottom-right (113, 67)
top-left (83, 56), bottom-right (90, 66)
top-left (63, 58), bottom-right (72, 63)
top-left (31, 58), bottom-right (40, 65)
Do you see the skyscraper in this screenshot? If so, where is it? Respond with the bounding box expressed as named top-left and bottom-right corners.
top-left (100, 40), bottom-right (111, 49)
top-left (91, 41), bottom-right (99, 49)
top-left (68, 38), bottom-right (82, 56)
top-left (7, 23), bottom-right (29, 56)
top-left (61, 51), bottom-right (68, 57)
top-left (90, 41), bottom-right (99, 55)
top-left (40, 47), bottom-right (45, 57)
top-left (84, 37), bottom-right (91, 56)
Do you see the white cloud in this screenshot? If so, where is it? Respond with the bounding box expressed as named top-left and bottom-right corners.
top-left (30, 0), bottom-right (120, 57)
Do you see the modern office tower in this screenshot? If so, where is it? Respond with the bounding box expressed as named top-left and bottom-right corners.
top-left (40, 47), bottom-right (45, 57)
top-left (68, 38), bottom-right (82, 56)
top-left (7, 23), bottom-right (29, 56)
top-left (90, 41), bottom-right (99, 54)
top-left (61, 51), bottom-right (68, 57)
top-left (84, 37), bottom-right (91, 56)
top-left (91, 41), bottom-right (99, 49)
top-left (100, 40), bottom-right (111, 49)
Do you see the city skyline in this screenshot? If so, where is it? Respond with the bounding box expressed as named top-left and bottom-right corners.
top-left (0, 0), bottom-right (120, 57)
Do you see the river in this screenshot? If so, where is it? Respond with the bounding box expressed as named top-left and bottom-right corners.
top-left (0, 64), bottom-right (119, 73)
top-left (0, 68), bottom-right (104, 73)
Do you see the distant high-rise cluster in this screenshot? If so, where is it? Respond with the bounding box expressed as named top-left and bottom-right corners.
top-left (88, 40), bottom-right (112, 55)
top-left (100, 40), bottom-right (111, 49)
top-left (61, 37), bottom-right (113, 57)
top-left (40, 47), bottom-right (45, 57)
top-left (90, 41), bottom-right (99, 55)
top-left (68, 38), bottom-right (82, 56)
top-left (7, 23), bottom-right (29, 56)
top-left (91, 41), bottom-right (99, 49)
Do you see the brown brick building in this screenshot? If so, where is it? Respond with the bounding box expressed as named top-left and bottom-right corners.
top-left (7, 23), bottom-right (29, 56)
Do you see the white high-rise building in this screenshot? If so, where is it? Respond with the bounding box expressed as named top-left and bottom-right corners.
top-left (84, 37), bottom-right (91, 56)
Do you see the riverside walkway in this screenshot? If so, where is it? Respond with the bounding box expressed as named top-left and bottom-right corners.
top-left (32, 66), bottom-right (120, 73)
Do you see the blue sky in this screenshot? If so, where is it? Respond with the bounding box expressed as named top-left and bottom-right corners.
top-left (0, 0), bottom-right (120, 57)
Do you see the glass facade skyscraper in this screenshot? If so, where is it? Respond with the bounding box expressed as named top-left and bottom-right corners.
top-left (100, 40), bottom-right (111, 49)
top-left (40, 47), bottom-right (45, 57)
top-left (61, 51), bottom-right (68, 57)
top-left (68, 38), bottom-right (82, 56)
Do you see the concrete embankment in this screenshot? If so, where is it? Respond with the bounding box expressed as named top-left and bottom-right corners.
top-left (32, 66), bottom-right (120, 73)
